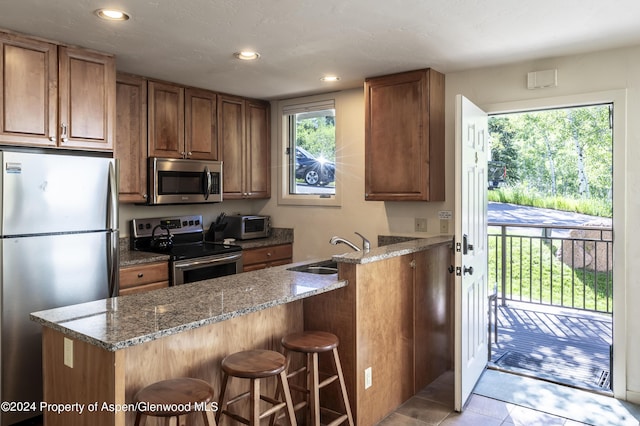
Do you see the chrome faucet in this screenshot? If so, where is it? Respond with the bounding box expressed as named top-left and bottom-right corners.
top-left (330, 232), bottom-right (371, 252)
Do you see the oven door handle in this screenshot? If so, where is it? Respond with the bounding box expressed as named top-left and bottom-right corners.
top-left (203, 166), bottom-right (211, 200)
top-left (174, 253), bottom-right (243, 270)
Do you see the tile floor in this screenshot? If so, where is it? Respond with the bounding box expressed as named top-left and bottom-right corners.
top-left (376, 372), bottom-right (593, 426)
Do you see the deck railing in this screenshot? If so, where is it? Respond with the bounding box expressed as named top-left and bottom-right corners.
top-left (488, 222), bottom-right (613, 314)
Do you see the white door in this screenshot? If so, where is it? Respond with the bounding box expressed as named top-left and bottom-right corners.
top-left (454, 95), bottom-right (489, 411)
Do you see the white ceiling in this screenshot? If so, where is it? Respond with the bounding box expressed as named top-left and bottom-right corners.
top-left (1, 0), bottom-right (639, 100)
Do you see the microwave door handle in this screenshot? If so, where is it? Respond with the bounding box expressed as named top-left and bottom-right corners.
top-left (203, 166), bottom-right (211, 200)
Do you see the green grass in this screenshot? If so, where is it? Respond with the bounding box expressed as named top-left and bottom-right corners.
top-left (488, 230), bottom-right (613, 313)
top-left (488, 187), bottom-right (612, 218)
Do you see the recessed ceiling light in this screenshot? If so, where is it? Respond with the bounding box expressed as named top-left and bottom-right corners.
top-left (234, 51), bottom-right (261, 61)
top-left (321, 76), bottom-right (340, 82)
top-left (95, 9), bottom-right (130, 21)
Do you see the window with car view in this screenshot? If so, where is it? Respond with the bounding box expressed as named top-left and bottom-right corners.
top-left (279, 98), bottom-right (338, 205)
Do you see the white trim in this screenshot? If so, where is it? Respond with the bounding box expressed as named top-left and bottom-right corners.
top-left (627, 390), bottom-right (640, 405)
top-left (276, 93), bottom-right (342, 207)
top-left (483, 89), bottom-right (628, 400)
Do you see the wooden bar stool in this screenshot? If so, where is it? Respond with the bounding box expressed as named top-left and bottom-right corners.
top-left (133, 377), bottom-right (216, 426)
top-left (281, 331), bottom-right (354, 426)
top-left (216, 349), bottom-right (297, 426)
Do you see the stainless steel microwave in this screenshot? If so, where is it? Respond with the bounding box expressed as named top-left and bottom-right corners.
top-left (148, 157), bottom-right (222, 204)
top-left (225, 215), bottom-right (271, 240)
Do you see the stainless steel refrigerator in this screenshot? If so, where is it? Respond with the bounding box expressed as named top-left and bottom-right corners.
top-left (0, 150), bottom-right (119, 425)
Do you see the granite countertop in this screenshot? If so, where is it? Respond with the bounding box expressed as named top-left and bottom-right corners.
top-left (120, 249), bottom-right (169, 267)
top-left (33, 232), bottom-right (445, 352)
top-left (30, 262), bottom-right (345, 352)
top-left (332, 234), bottom-right (453, 264)
top-left (228, 227), bottom-right (294, 249)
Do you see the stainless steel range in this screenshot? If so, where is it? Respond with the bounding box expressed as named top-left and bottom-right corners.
top-left (131, 215), bottom-right (242, 285)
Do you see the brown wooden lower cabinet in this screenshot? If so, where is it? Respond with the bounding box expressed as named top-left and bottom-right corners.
top-left (41, 301), bottom-right (304, 426)
top-left (118, 261), bottom-right (169, 296)
top-left (303, 243), bottom-right (453, 426)
top-left (242, 243), bottom-right (293, 272)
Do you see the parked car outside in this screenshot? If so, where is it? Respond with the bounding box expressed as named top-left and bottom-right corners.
top-left (295, 146), bottom-right (335, 186)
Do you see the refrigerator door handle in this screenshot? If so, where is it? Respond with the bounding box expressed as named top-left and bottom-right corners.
top-left (107, 160), bottom-right (119, 231)
top-left (107, 159), bottom-right (120, 297)
top-left (108, 230), bottom-right (120, 297)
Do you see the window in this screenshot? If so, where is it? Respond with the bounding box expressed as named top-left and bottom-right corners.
top-left (278, 97), bottom-right (340, 206)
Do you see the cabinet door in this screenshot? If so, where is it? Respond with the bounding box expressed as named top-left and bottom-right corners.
top-left (58, 46), bottom-right (115, 151)
top-left (245, 100), bottom-right (270, 198)
top-left (116, 73), bottom-right (148, 203)
top-left (185, 88), bottom-right (218, 160)
top-left (148, 80), bottom-right (185, 158)
top-left (218, 95), bottom-right (245, 198)
top-left (0, 32), bottom-right (57, 147)
top-left (364, 69), bottom-right (444, 201)
top-left (413, 247), bottom-right (453, 391)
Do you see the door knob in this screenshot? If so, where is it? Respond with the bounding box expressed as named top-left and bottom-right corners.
top-left (463, 266), bottom-right (474, 275)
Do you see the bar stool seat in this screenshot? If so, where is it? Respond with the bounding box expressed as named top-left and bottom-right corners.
top-left (281, 331), bottom-right (354, 426)
top-left (216, 349), bottom-right (296, 426)
top-left (133, 377), bottom-right (215, 426)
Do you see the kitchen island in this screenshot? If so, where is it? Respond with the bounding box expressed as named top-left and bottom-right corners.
top-left (31, 263), bottom-right (346, 426)
top-left (31, 235), bottom-right (452, 426)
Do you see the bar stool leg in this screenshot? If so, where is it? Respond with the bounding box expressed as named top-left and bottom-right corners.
top-left (202, 410), bottom-right (211, 426)
top-left (215, 373), bottom-right (229, 425)
top-left (251, 378), bottom-right (260, 425)
top-left (279, 370), bottom-right (297, 426)
top-left (134, 412), bottom-right (144, 426)
top-left (309, 352), bottom-right (320, 426)
top-left (332, 348), bottom-right (354, 426)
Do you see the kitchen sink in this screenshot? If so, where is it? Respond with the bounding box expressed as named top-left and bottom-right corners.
top-left (287, 259), bottom-right (338, 275)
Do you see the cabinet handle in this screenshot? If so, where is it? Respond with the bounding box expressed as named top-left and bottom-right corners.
top-left (180, 151), bottom-right (186, 158)
top-left (49, 136), bottom-right (56, 142)
top-left (410, 260), bottom-right (416, 269)
top-left (267, 252), bottom-right (272, 257)
top-left (61, 123), bottom-right (68, 142)
top-left (137, 273), bottom-right (144, 278)
top-left (187, 151), bottom-right (192, 157)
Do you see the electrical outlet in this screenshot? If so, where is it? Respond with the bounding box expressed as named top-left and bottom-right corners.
top-left (439, 219), bottom-right (449, 233)
top-left (364, 367), bottom-right (372, 389)
top-left (415, 218), bottom-right (428, 232)
top-left (64, 337), bottom-right (74, 368)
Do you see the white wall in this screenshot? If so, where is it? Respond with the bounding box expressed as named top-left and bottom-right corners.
top-left (259, 88), bottom-right (453, 262)
top-left (257, 45), bottom-right (640, 402)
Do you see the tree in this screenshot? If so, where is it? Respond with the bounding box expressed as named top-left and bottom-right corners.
top-left (295, 113), bottom-right (336, 161)
top-left (488, 104), bottom-right (612, 202)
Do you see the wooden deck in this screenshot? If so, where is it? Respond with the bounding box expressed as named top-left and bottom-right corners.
top-left (489, 300), bottom-right (613, 393)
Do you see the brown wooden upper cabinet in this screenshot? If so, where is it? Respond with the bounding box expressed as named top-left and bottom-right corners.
top-left (148, 80), bottom-right (218, 160)
top-left (364, 68), bottom-right (445, 201)
top-left (218, 95), bottom-right (270, 199)
top-left (0, 31), bottom-right (115, 151)
top-left (116, 73), bottom-right (148, 203)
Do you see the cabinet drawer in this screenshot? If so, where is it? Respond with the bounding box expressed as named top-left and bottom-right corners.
top-left (119, 280), bottom-right (169, 296)
top-left (243, 244), bottom-right (293, 266)
top-left (119, 262), bottom-right (169, 289)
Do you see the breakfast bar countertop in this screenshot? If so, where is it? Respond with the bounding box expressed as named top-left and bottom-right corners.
top-left (30, 263), bottom-right (346, 352)
top-left (333, 234), bottom-right (452, 264)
